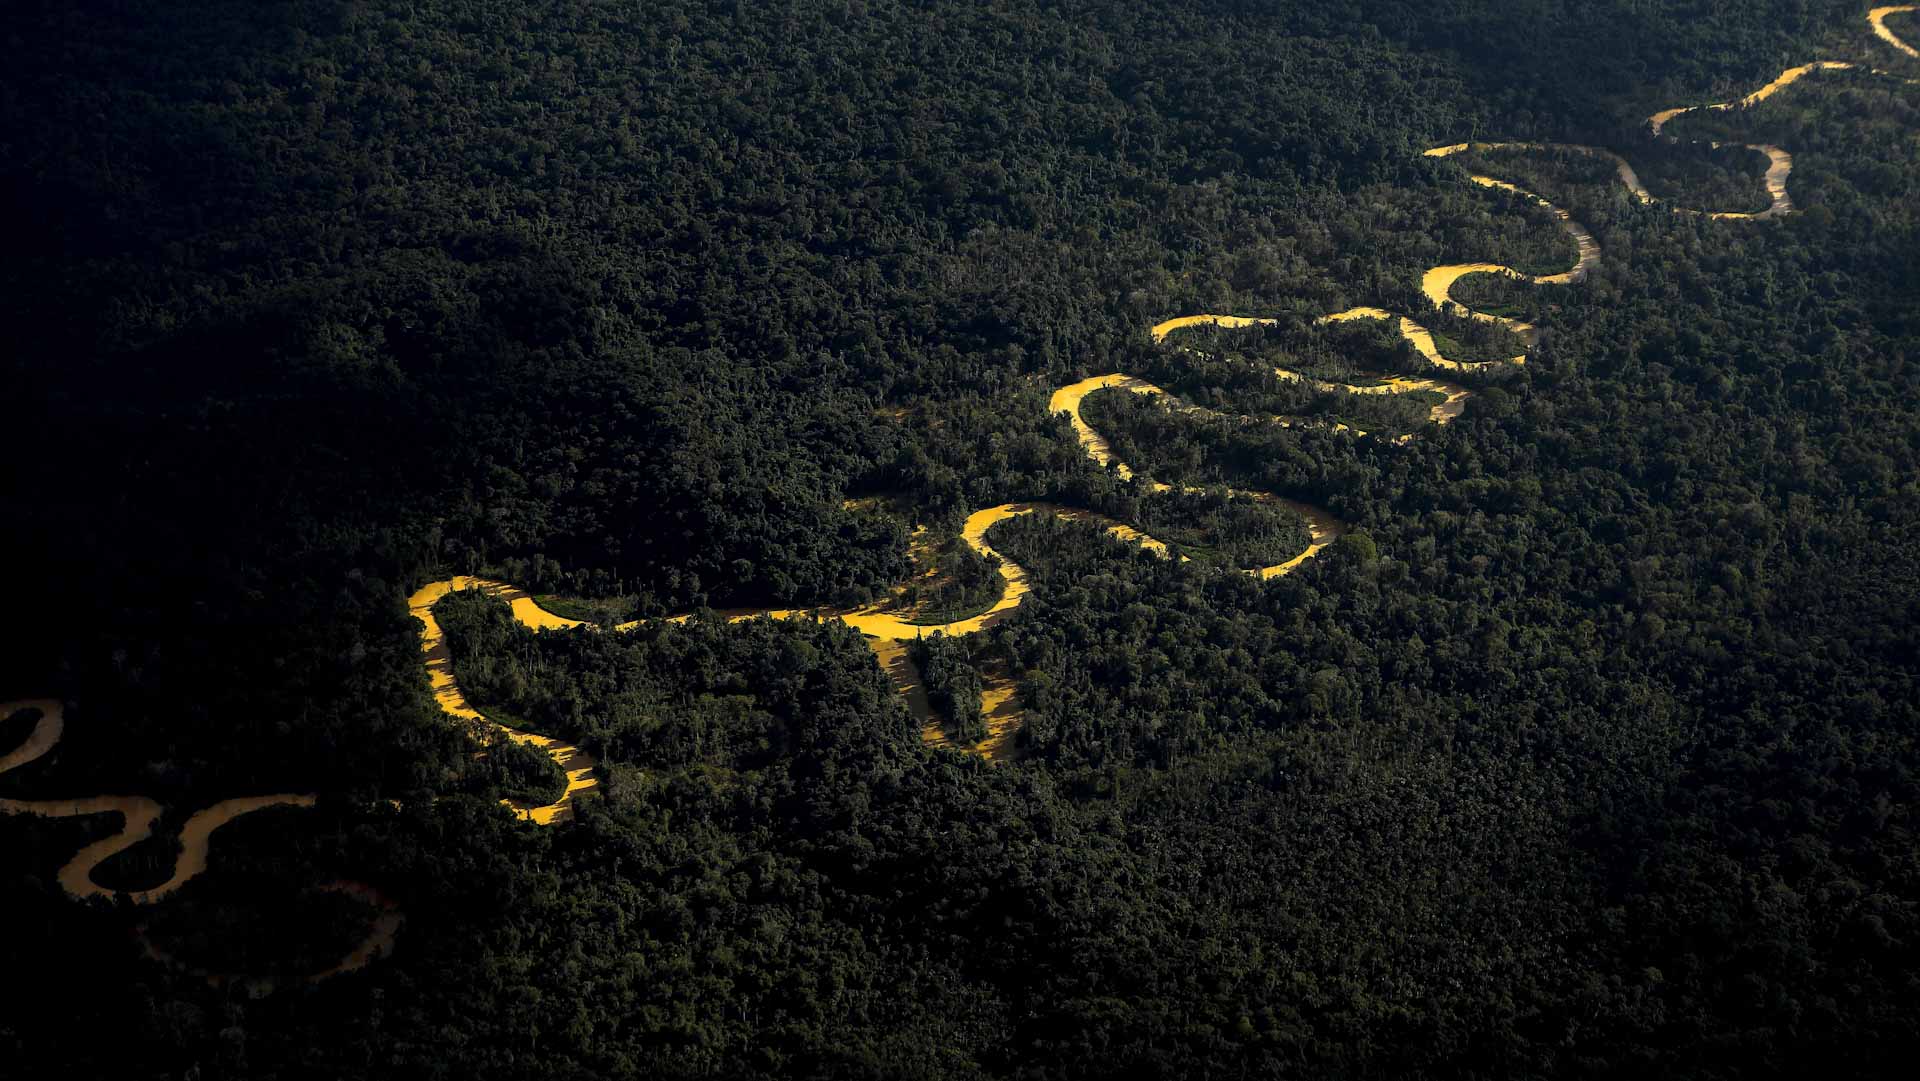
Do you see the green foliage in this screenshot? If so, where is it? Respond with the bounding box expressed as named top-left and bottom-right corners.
top-left (3, 1), bottom-right (1920, 1079)
top-left (909, 633), bottom-right (987, 744)
top-left (531, 593), bottom-right (639, 627)
top-left (904, 534), bottom-right (1005, 625)
top-left (1130, 487), bottom-right (1312, 570)
top-left (433, 587), bottom-right (902, 773)
top-left (1331, 530), bottom-right (1379, 565)
top-left (472, 729), bottom-right (570, 808)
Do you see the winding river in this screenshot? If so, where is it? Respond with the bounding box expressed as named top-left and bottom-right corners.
top-left (1308, 38), bottom-right (1918, 368)
top-left (396, 368), bottom-right (1354, 797)
top-left (0, 699), bottom-right (399, 983)
top-left (1873, 6), bottom-right (1920, 58)
top-left (2, 4), bottom-right (1913, 985)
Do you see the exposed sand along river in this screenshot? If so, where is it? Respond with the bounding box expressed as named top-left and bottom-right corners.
top-left (1147, 315), bottom-right (1475, 431)
top-left (1296, 153), bottom-right (1605, 369)
top-left (591, 39), bottom-right (1917, 751)
top-left (1175, 21), bottom-right (1918, 371)
top-left (401, 367), bottom-right (1362, 777)
top-left (7, 4), bottom-right (1914, 984)
top-left (392, 354), bottom-right (1402, 782)
top-left (408, 577), bottom-right (605, 824)
top-left (1047, 374), bottom-right (1351, 576)
top-left (1872, 6), bottom-right (1920, 57)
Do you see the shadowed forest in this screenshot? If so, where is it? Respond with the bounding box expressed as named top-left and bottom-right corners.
top-left (4, 1), bottom-right (1920, 1078)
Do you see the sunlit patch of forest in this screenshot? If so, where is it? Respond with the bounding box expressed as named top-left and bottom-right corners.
top-left (3, 1), bottom-right (1920, 1078)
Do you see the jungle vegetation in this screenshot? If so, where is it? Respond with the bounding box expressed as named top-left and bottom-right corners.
top-left (3, 1), bottom-right (1919, 1078)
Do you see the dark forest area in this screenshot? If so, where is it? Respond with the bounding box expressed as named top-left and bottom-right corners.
top-left (3, 1), bottom-right (1920, 1078)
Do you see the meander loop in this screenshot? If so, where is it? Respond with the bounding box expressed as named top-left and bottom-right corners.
top-left (0, 699), bottom-right (399, 982)
top-left (4, 2), bottom-right (1913, 985)
top-left (405, 25), bottom-right (1920, 769)
top-left (1163, 42), bottom-right (1919, 372)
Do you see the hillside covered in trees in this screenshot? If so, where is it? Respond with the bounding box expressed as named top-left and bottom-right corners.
top-left (4, 1), bottom-right (1920, 1078)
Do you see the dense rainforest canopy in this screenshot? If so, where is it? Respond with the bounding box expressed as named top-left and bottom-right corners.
top-left (4, 0), bottom-right (1920, 1078)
